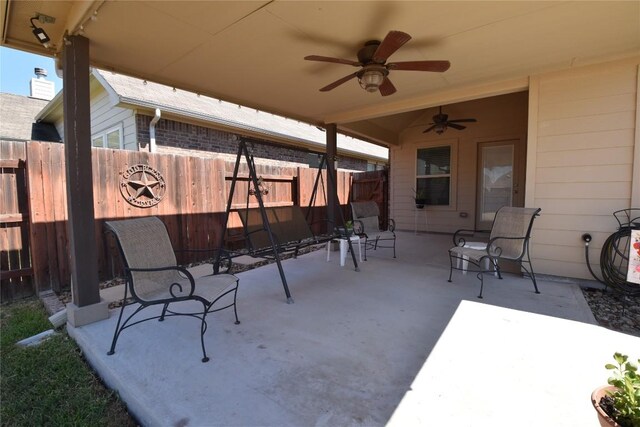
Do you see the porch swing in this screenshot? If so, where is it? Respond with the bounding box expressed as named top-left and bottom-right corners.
top-left (215, 138), bottom-right (360, 303)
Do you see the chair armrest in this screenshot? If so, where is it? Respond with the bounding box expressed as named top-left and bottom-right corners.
top-left (176, 248), bottom-right (235, 274)
top-left (452, 229), bottom-right (490, 246)
top-left (352, 219), bottom-right (366, 237)
top-left (126, 265), bottom-right (196, 298)
top-left (387, 218), bottom-right (396, 232)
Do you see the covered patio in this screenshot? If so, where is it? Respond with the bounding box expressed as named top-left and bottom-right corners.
top-left (69, 232), bottom-right (637, 426)
top-left (2, 2), bottom-right (639, 425)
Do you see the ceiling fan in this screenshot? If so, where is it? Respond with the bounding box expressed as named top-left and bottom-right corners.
top-left (423, 106), bottom-right (477, 134)
top-left (304, 30), bottom-right (450, 96)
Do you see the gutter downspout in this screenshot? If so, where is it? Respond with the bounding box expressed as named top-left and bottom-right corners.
top-left (149, 108), bottom-right (161, 153)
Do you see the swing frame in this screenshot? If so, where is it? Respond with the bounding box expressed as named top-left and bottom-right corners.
top-left (215, 138), bottom-right (359, 303)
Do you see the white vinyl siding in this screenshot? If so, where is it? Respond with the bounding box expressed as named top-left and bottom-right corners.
top-left (527, 57), bottom-right (639, 280)
top-left (90, 89), bottom-right (136, 150)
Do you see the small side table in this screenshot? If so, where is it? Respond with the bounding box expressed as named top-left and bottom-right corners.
top-left (326, 235), bottom-right (362, 267)
top-left (458, 242), bottom-right (498, 276)
top-left (414, 206), bottom-right (428, 234)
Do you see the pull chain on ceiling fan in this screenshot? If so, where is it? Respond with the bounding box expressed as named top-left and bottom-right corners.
top-left (423, 106), bottom-right (477, 134)
top-left (304, 30), bottom-right (450, 96)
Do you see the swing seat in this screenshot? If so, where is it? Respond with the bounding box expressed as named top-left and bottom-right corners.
top-left (236, 205), bottom-right (350, 259)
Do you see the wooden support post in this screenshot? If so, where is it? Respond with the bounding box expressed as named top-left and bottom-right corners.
top-left (326, 123), bottom-right (338, 225)
top-left (62, 36), bottom-right (106, 323)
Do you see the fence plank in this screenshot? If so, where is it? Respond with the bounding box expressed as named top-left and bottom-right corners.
top-left (50, 143), bottom-right (68, 291)
top-left (26, 142), bottom-right (49, 294)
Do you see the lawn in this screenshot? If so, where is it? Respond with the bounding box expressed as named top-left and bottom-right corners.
top-left (0, 299), bottom-right (136, 426)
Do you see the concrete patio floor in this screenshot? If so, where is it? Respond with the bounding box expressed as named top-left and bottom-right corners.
top-left (69, 232), bottom-right (639, 426)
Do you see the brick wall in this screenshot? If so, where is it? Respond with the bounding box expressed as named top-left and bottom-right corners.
top-left (136, 114), bottom-right (368, 171)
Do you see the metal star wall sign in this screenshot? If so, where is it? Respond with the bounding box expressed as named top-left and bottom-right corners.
top-left (119, 164), bottom-right (166, 208)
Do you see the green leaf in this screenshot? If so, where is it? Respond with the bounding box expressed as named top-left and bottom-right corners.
top-left (614, 353), bottom-right (628, 365)
top-left (605, 364), bottom-right (617, 370)
top-left (609, 378), bottom-right (624, 388)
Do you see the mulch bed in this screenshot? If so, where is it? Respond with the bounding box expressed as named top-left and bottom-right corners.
top-left (581, 287), bottom-right (640, 337)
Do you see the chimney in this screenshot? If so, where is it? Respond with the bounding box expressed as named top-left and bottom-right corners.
top-left (30, 68), bottom-right (55, 101)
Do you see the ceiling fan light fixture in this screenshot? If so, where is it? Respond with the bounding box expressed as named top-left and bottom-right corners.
top-left (358, 67), bottom-right (386, 92)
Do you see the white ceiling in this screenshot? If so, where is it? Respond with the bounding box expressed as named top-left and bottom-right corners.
top-left (2, 1), bottom-right (639, 146)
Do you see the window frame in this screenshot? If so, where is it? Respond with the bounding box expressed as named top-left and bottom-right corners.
top-left (415, 140), bottom-right (458, 210)
top-left (91, 124), bottom-right (123, 149)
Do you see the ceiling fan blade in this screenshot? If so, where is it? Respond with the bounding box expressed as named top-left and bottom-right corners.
top-left (448, 123), bottom-right (466, 130)
top-left (448, 118), bottom-right (477, 123)
top-left (388, 60), bottom-right (451, 72)
top-left (423, 125), bottom-right (438, 133)
top-left (319, 72), bottom-right (358, 92)
top-left (379, 77), bottom-right (397, 96)
top-left (372, 30), bottom-right (411, 63)
top-left (304, 55), bottom-right (362, 67)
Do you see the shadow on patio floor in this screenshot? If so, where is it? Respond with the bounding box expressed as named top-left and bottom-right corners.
top-left (68, 232), bottom-right (636, 426)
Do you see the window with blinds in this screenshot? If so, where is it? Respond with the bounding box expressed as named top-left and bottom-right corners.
top-left (416, 146), bottom-right (451, 206)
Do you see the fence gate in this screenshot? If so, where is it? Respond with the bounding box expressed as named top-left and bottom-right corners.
top-left (0, 141), bottom-right (34, 302)
top-left (351, 169), bottom-right (389, 229)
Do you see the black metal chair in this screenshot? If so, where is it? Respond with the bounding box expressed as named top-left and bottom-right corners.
top-left (104, 216), bottom-right (240, 363)
top-left (350, 201), bottom-right (396, 260)
top-left (448, 206), bottom-right (541, 298)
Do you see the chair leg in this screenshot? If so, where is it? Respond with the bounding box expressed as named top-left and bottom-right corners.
top-left (476, 271), bottom-right (485, 299)
top-left (393, 237), bottom-right (397, 258)
top-left (159, 303), bottom-right (169, 321)
top-left (107, 303), bottom-right (127, 356)
top-left (233, 281), bottom-right (241, 325)
top-left (448, 251), bottom-right (454, 282)
top-left (493, 259), bottom-right (503, 280)
top-left (522, 254), bottom-right (540, 294)
top-left (363, 238), bottom-right (368, 261)
top-left (108, 283), bottom-right (132, 356)
top-left (200, 300), bottom-right (210, 363)
top-left (107, 303), bottom-right (145, 356)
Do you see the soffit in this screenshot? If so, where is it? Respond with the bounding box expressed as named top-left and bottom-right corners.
top-left (2, 1), bottom-right (638, 147)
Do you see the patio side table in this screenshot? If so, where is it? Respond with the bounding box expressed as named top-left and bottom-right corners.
top-left (458, 241), bottom-right (498, 276)
top-left (326, 235), bottom-right (362, 267)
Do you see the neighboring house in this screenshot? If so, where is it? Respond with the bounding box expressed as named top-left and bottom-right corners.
top-left (0, 92), bottom-right (61, 143)
top-left (35, 69), bottom-right (388, 171)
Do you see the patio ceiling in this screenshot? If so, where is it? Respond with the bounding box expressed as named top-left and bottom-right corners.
top-left (2, 1), bottom-right (639, 146)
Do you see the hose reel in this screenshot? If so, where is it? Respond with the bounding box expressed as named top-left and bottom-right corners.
top-left (583, 209), bottom-right (640, 296)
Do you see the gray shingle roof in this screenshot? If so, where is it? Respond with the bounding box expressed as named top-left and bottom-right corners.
top-left (95, 70), bottom-right (388, 162)
top-left (0, 93), bottom-right (61, 142)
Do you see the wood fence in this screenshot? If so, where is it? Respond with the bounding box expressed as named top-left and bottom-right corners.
top-left (0, 140), bottom-right (352, 300)
top-left (352, 169), bottom-right (389, 229)
top-left (1, 142), bottom-right (33, 301)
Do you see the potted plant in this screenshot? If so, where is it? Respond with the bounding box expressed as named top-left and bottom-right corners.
top-left (413, 189), bottom-right (427, 209)
top-left (591, 353), bottom-right (640, 427)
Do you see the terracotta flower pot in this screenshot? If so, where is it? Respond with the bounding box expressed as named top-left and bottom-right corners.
top-left (591, 385), bottom-right (621, 427)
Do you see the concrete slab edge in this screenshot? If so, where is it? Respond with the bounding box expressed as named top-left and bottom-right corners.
top-left (67, 323), bottom-right (161, 427)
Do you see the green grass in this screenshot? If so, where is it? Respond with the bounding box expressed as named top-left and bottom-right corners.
top-left (1, 299), bottom-right (137, 427)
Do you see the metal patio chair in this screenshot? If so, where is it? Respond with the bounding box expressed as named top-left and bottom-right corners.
top-left (350, 201), bottom-right (396, 260)
top-left (448, 206), bottom-right (541, 298)
top-left (104, 216), bottom-right (240, 363)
